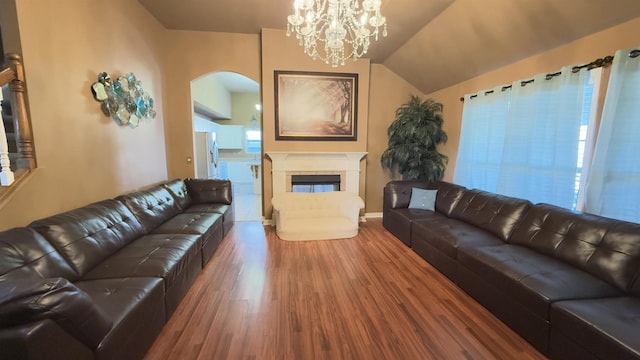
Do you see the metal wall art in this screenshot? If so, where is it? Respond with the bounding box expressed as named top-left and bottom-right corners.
top-left (91, 72), bottom-right (156, 128)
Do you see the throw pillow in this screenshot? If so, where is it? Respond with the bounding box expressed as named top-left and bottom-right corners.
top-left (408, 188), bottom-right (437, 211)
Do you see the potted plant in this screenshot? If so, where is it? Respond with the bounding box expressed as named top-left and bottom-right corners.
top-left (381, 95), bottom-right (448, 181)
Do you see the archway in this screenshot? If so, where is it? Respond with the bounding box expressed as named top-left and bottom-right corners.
top-left (191, 71), bottom-right (262, 222)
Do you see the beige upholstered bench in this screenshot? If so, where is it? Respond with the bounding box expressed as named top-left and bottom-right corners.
top-left (271, 191), bottom-right (365, 241)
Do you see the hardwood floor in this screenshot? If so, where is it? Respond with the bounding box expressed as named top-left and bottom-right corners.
top-left (144, 220), bottom-right (546, 360)
top-left (233, 183), bottom-right (262, 222)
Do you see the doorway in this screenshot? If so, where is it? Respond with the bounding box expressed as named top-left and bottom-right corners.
top-left (191, 71), bottom-right (262, 222)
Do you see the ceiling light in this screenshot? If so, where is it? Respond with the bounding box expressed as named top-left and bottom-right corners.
top-left (287, 0), bottom-right (387, 67)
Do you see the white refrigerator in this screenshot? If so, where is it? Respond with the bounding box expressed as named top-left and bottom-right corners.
top-left (194, 131), bottom-right (219, 179)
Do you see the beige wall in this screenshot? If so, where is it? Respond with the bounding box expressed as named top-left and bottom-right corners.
top-left (191, 74), bottom-right (232, 118)
top-left (0, 0), bottom-right (167, 229)
top-left (365, 65), bottom-right (424, 213)
top-left (260, 28), bottom-right (371, 218)
top-left (229, 92), bottom-right (261, 128)
top-left (162, 30), bottom-right (260, 180)
top-left (426, 17), bottom-right (640, 185)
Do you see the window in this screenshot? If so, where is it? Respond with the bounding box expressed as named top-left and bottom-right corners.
top-left (585, 48), bottom-right (640, 222)
top-left (573, 67), bottom-right (602, 211)
top-left (246, 129), bottom-right (261, 154)
top-left (455, 66), bottom-right (603, 211)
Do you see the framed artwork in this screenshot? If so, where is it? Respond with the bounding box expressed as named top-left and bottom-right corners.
top-left (274, 71), bottom-right (358, 141)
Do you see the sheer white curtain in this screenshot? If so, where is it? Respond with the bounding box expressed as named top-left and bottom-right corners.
top-left (454, 86), bottom-right (510, 190)
top-left (496, 66), bottom-right (588, 208)
top-left (585, 48), bottom-right (640, 222)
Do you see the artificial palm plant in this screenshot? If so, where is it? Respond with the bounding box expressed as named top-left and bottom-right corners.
top-left (381, 95), bottom-right (448, 181)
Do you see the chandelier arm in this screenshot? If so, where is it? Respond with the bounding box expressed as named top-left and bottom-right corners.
top-left (287, 0), bottom-right (387, 67)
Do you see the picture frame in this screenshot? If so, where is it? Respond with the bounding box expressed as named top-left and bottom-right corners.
top-left (274, 71), bottom-right (358, 141)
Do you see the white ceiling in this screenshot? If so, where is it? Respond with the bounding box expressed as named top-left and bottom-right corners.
top-left (139, 0), bottom-right (640, 94)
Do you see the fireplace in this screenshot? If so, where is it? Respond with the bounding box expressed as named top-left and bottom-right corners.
top-left (291, 174), bottom-right (341, 192)
top-left (266, 152), bottom-right (367, 195)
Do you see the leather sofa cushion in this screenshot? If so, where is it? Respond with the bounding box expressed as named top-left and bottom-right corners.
top-left (29, 200), bottom-right (145, 277)
top-left (185, 179), bottom-right (232, 205)
top-left (185, 203), bottom-right (231, 217)
top-left (459, 244), bottom-right (622, 320)
top-left (184, 203), bottom-right (234, 235)
top-left (152, 213), bottom-right (222, 260)
top-left (152, 213), bottom-right (221, 236)
top-left (510, 203), bottom-right (640, 293)
top-left (184, 203), bottom-right (232, 215)
top-left (551, 297), bottom-right (640, 360)
top-left (382, 208), bottom-right (426, 246)
top-left (0, 277), bottom-right (112, 348)
top-left (83, 233), bottom-right (201, 290)
top-left (116, 186), bottom-right (182, 233)
top-left (412, 217), bottom-right (504, 259)
top-left (450, 189), bottom-right (531, 241)
top-left (0, 227), bottom-right (78, 281)
top-left (162, 179), bottom-right (193, 211)
top-left (74, 277), bottom-right (165, 359)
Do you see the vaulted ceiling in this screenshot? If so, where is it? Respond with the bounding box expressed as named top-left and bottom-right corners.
top-left (138, 0), bottom-right (640, 94)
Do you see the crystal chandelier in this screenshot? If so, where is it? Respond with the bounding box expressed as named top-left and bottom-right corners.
top-left (287, 0), bottom-right (387, 67)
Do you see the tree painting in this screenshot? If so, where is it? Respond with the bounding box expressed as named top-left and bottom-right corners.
top-left (275, 71), bottom-right (358, 141)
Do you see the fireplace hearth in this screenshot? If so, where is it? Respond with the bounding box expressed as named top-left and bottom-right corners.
top-left (266, 152), bottom-right (367, 195)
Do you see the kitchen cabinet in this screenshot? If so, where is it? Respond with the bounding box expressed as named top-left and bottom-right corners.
top-left (217, 125), bottom-right (245, 149)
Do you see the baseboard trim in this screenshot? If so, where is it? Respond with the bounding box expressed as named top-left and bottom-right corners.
top-left (364, 212), bottom-right (383, 219)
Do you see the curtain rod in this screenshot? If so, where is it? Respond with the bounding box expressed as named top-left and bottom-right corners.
top-left (458, 50), bottom-right (639, 102)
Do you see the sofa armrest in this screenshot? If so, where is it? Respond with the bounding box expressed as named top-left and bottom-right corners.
top-left (383, 180), bottom-right (430, 210)
top-left (0, 278), bottom-right (112, 349)
top-left (185, 179), bottom-right (232, 205)
top-left (0, 319), bottom-right (94, 360)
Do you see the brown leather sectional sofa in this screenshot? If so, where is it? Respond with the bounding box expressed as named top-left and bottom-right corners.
top-left (0, 178), bottom-right (233, 360)
top-left (383, 180), bottom-right (640, 360)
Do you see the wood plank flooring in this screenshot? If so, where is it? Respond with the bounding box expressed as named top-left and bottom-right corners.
top-left (143, 220), bottom-right (546, 360)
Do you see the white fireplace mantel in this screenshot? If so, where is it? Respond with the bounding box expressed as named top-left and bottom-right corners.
top-left (266, 152), bottom-right (367, 195)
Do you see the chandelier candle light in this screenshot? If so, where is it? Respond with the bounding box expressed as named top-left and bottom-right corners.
top-left (287, 0), bottom-right (387, 67)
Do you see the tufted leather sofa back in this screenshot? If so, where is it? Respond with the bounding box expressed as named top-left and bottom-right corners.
top-left (0, 228), bottom-right (78, 282)
top-left (383, 180), bottom-right (466, 217)
top-left (30, 199), bottom-right (145, 277)
top-left (116, 185), bottom-right (181, 233)
top-left (431, 181), bottom-right (467, 216)
top-left (162, 179), bottom-right (193, 211)
top-left (185, 179), bottom-right (232, 205)
top-left (450, 189), bottom-right (532, 241)
top-left (383, 181), bottom-right (430, 210)
top-left (510, 203), bottom-right (640, 293)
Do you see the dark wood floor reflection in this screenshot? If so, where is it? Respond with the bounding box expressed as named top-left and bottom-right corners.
top-left (144, 219), bottom-right (546, 360)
